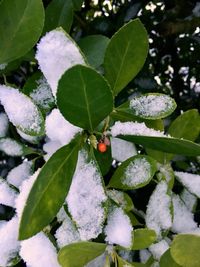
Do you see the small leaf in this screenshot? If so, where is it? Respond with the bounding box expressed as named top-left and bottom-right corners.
top-left (129, 93), bottom-right (177, 120)
top-left (78, 35), bottom-right (110, 68)
top-left (160, 249), bottom-right (181, 267)
top-left (58, 241), bottom-right (106, 267)
top-left (44, 0), bottom-right (73, 33)
top-left (57, 65), bottom-right (113, 131)
top-left (171, 234), bottom-right (200, 267)
top-left (18, 137), bottom-right (80, 240)
top-left (104, 19), bottom-right (148, 95)
top-left (107, 189), bottom-right (134, 212)
top-left (0, 0), bottom-right (44, 64)
top-left (132, 228), bottom-right (157, 250)
top-left (108, 155), bottom-right (157, 190)
top-left (117, 255), bottom-right (133, 267)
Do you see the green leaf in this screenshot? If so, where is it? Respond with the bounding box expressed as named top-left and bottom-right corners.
top-left (160, 249), bottom-right (181, 267)
top-left (72, 0), bottom-right (83, 10)
top-left (168, 109), bottom-right (200, 141)
top-left (129, 93), bottom-right (177, 120)
top-left (57, 65), bottom-right (114, 131)
top-left (94, 145), bottom-right (112, 176)
top-left (18, 137), bottom-right (81, 240)
top-left (44, 0), bottom-right (73, 33)
top-left (118, 135), bottom-right (200, 157)
top-left (104, 19), bottom-right (148, 95)
top-left (107, 189), bottom-right (134, 212)
top-left (117, 255), bottom-right (134, 267)
top-left (108, 155), bottom-right (157, 190)
top-left (104, 255), bottom-right (110, 267)
top-left (58, 241), bottom-right (106, 267)
top-left (171, 234), bottom-right (200, 267)
top-left (132, 228), bottom-right (156, 250)
top-left (0, 0), bottom-right (44, 64)
top-left (78, 35), bottom-right (110, 68)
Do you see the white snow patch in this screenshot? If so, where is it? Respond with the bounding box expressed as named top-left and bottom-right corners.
top-left (0, 85), bottom-right (43, 135)
top-left (175, 171), bottom-right (200, 198)
top-left (55, 215), bottom-right (80, 248)
top-left (181, 188), bottom-right (197, 212)
top-left (85, 254), bottom-right (106, 267)
top-left (130, 94), bottom-right (175, 118)
top-left (57, 207), bottom-right (68, 223)
top-left (0, 138), bottom-right (23, 156)
top-left (111, 137), bottom-right (137, 162)
top-left (146, 181), bottom-right (172, 236)
top-left (7, 161), bottom-right (32, 188)
top-left (0, 63), bottom-right (7, 70)
top-left (123, 157), bottom-right (151, 187)
top-left (0, 178), bottom-right (17, 207)
top-left (20, 232), bottom-right (60, 267)
top-left (0, 216), bottom-right (20, 267)
top-left (0, 112), bottom-right (9, 138)
top-left (43, 139), bottom-right (63, 161)
top-left (171, 194), bottom-right (197, 233)
top-left (140, 249), bottom-right (151, 263)
top-left (66, 150), bottom-right (107, 240)
top-left (45, 109), bottom-right (82, 146)
top-left (111, 121), bottom-right (167, 138)
top-left (149, 240), bottom-right (169, 261)
top-left (36, 29), bottom-right (85, 97)
top-left (15, 170), bottom-right (39, 219)
top-left (104, 207), bottom-right (133, 248)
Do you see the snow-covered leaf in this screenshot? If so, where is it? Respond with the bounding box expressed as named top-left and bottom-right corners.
top-left (180, 188), bottom-right (197, 212)
top-left (0, 178), bottom-right (17, 207)
top-left (149, 240), bottom-right (169, 261)
top-left (107, 189), bottom-right (134, 212)
top-left (108, 155), bottom-right (157, 190)
top-left (0, 112), bottom-right (9, 138)
top-left (0, 85), bottom-right (45, 136)
top-left (0, 138), bottom-right (27, 156)
top-left (36, 28), bottom-right (86, 97)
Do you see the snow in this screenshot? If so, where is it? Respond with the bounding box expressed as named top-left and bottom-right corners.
top-left (7, 161), bottom-right (32, 188)
top-left (149, 240), bottom-right (169, 261)
top-left (20, 232), bottom-right (60, 267)
top-left (57, 207), bottom-right (68, 222)
top-left (0, 85), bottom-right (43, 135)
top-left (0, 178), bottom-right (17, 207)
top-left (181, 188), bottom-right (197, 212)
top-left (0, 216), bottom-right (20, 267)
top-left (43, 139), bottom-right (63, 161)
top-left (0, 112), bottom-right (9, 138)
top-left (45, 109), bottom-right (82, 146)
top-left (0, 63), bottom-right (7, 70)
top-left (104, 207), bottom-right (133, 248)
top-left (111, 121), bottom-right (167, 138)
top-left (30, 76), bottom-right (54, 110)
top-left (66, 150), bottom-right (107, 240)
top-left (0, 138), bottom-right (23, 156)
top-left (17, 129), bottom-right (40, 144)
top-left (111, 137), bottom-right (137, 162)
top-left (171, 194), bottom-right (197, 233)
top-left (85, 254), bottom-right (106, 267)
top-left (36, 29), bottom-right (86, 97)
top-left (140, 249), bottom-right (151, 263)
top-left (123, 157), bottom-right (152, 187)
top-left (55, 215), bottom-right (80, 248)
top-left (146, 181), bottom-right (172, 236)
top-left (130, 94), bottom-right (175, 118)
top-left (175, 171), bottom-right (200, 198)
top-left (15, 170), bottom-right (39, 219)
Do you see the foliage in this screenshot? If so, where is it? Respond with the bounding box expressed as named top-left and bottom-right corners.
top-left (0, 1), bottom-right (200, 267)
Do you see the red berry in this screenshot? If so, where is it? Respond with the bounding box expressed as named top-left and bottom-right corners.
top-left (98, 142), bottom-right (107, 153)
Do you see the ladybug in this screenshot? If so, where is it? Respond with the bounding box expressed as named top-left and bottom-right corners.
top-left (98, 142), bottom-right (107, 153)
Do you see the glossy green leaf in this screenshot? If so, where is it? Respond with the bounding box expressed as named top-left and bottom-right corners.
top-left (160, 249), bottom-right (181, 267)
top-left (107, 189), bottom-right (134, 212)
top-left (78, 35), bottom-right (110, 68)
top-left (108, 155), bottom-right (157, 190)
top-left (171, 234), bottom-right (200, 267)
top-left (72, 0), bottom-right (83, 10)
top-left (58, 241), bottom-right (106, 267)
top-left (94, 145), bottom-right (112, 176)
top-left (0, 0), bottom-right (44, 64)
top-left (132, 228), bottom-right (156, 250)
top-left (104, 19), bottom-right (148, 95)
top-left (44, 0), bottom-right (73, 33)
top-left (129, 93), bottom-right (177, 120)
top-left (18, 137), bottom-right (80, 240)
top-left (57, 65), bottom-right (114, 131)
top-left (118, 135), bottom-right (200, 156)
top-left (168, 109), bottom-right (200, 141)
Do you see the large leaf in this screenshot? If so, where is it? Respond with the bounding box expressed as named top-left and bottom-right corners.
top-left (132, 228), bottom-right (157, 250)
top-left (104, 19), bottom-right (148, 95)
top-left (108, 155), bottom-right (157, 190)
top-left (57, 65), bottom-right (113, 131)
top-left (58, 241), bottom-right (106, 267)
top-left (44, 0), bottom-right (73, 33)
top-left (160, 249), bottom-right (181, 267)
top-left (18, 137), bottom-right (81, 240)
top-left (78, 35), bottom-right (110, 68)
top-left (0, 0), bottom-right (44, 64)
top-left (118, 135), bottom-right (200, 156)
top-left (171, 234), bottom-right (200, 267)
